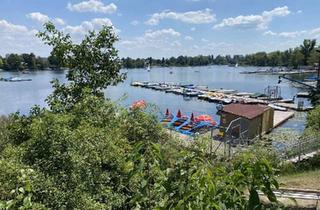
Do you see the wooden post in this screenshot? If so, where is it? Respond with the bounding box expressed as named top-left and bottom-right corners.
top-left (298, 138), bottom-right (302, 162)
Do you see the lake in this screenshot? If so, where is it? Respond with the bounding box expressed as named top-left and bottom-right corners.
top-left (0, 66), bottom-right (312, 132)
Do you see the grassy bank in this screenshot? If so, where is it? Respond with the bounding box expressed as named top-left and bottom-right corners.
top-left (278, 169), bottom-right (320, 190)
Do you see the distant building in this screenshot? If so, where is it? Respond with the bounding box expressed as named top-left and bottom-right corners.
top-left (219, 103), bottom-right (274, 139)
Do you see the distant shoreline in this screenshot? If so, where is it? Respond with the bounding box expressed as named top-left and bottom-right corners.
top-left (0, 64), bottom-right (317, 72)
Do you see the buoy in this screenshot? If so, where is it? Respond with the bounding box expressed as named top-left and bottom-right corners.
top-left (177, 110), bottom-right (182, 118)
top-left (165, 108), bottom-right (170, 116)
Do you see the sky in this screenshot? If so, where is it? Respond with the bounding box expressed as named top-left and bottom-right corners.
top-left (1, 0), bottom-right (320, 58)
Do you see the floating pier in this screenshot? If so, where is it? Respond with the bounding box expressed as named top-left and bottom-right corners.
top-left (131, 81), bottom-right (313, 112)
top-left (274, 103), bottom-right (314, 111)
top-left (273, 111), bottom-right (295, 128)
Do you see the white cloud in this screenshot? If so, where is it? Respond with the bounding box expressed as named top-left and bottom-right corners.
top-left (310, 27), bottom-right (320, 37)
top-left (171, 41), bottom-right (181, 47)
top-left (63, 18), bottom-right (115, 36)
top-left (26, 12), bottom-right (50, 24)
top-left (26, 12), bottom-right (66, 26)
top-left (67, 0), bottom-right (117, 14)
top-left (261, 6), bottom-right (290, 17)
top-left (0, 19), bottom-right (49, 56)
top-left (264, 30), bottom-right (307, 38)
top-left (146, 9), bottom-right (216, 25)
top-left (184, 36), bottom-right (193, 41)
top-left (263, 30), bottom-right (277, 36)
top-left (201, 38), bottom-right (209, 42)
top-left (53, 18), bottom-right (66, 26)
top-left (278, 31), bottom-right (303, 38)
top-left (214, 6), bottom-right (290, 30)
top-left (144, 28), bottom-right (180, 39)
top-left (117, 28), bottom-right (182, 57)
top-left (0, 19), bottom-right (28, 33)
top-left (130, 20), bottom-right (139, 26)
top-left (190, 27), bottom-right (196, 31)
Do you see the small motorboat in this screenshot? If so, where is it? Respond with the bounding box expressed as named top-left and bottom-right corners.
top-left (268, 104), bottom-right (288, 111)
top-left (183, 89), bottom-right (201, 97)
top-left (198, 94), bottom-right (210, 101)
top-left (2, 77), bottom-right (32, 82)
top-left (235, 92), bottom-right (252, 97)
top-left (279, 98), bottom-right (295, 103)
top-left (131, 81), bottom-right (145, 87)
top-left (146, 64), bottom-right (151, 72)
top-left (216, 89), bottom-right (237, 94)
top-left (180, 84), bottom-right (194, 89)
top-left (222, 98), bottom-right (233, 104)
top-left (250, 92), bottom-right (267, 99)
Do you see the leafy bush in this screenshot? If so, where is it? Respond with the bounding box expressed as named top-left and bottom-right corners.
top-left (0, 96), bottom-right (279, 209)
top-left (0, 23), bottom-right (280, 209)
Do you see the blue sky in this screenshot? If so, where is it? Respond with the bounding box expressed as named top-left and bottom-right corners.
top-left (0, 0), bottom-right (320, 58)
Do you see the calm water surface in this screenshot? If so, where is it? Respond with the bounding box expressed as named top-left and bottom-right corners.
top-left (0, 66), bottom-right (311, 132)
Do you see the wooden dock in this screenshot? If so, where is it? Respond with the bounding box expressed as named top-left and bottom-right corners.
top-left (275, 103), bottom-right (314, 111)
top-left (273, 111), bottom-right (295, 128)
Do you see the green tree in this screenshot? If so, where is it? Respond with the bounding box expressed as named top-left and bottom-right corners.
top-left (300, 39), bottom-right (317, 66)
top-left (306, 105), bottom-right (320, 132)
top-left (0, 57), bottom-right (3, 69)
top-left (21, 53), bottom-right (37, 70)
top-left (37, 22), bottom-right (126, 111)
top-left (290, 48), bottom-right (304, 68)
top-left (5, 54), bottom-right (23, 70)
top-left (48, 54), bottom-right (62, 69)
top-left (307, 47), bottom-right (320, 66)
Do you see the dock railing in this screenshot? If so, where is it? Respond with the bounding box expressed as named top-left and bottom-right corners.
top-left (276, 134), bottom-right (320, 161)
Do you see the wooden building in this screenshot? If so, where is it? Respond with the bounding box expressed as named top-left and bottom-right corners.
top-left (219, 103), bottom-right (274, 139)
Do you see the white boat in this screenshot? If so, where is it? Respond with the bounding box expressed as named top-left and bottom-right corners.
top-left (3, 77), bottom-right (32, 82)
top-left (216, 89), bottom-right (237, 94)
top-left (131, 81), bottom-right (144, 86)
top-left (235, 92), bottom-right (252, 97)
top-left (146, 64), bottom-right (151, 71)
top-left (279, 98), bottom-right (295, 103)
top-left (268, 104), bottom-right (288, 111)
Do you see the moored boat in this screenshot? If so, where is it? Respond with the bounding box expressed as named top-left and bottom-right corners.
top-left (268, 104), bottom-right (288, 111)
top-left (179, 114), bottom-right (217, 135)
top-left (1, 77), bottom-right (32, 82)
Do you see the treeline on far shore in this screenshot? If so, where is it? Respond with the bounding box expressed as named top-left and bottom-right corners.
top-left (0, 53), bottom-right (50, 71)
top-left (122, 39), bottom-right (320, 69)
top-left (0, 39), bottom-right (319, 71)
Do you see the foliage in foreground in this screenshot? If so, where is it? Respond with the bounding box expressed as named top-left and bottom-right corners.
top-left (0, 96), bottom-right (279, 209)
top-left (0, 22), bottom-right (281, 209)
top-left (306, 105), bottom-right (320, 133)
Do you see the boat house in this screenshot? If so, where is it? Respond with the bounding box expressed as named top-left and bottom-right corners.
top-left (219, 103), bottom-right (274, 139)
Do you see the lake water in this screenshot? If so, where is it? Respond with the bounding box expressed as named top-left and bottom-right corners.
top-left (0, 66), bottom-right (312, 132)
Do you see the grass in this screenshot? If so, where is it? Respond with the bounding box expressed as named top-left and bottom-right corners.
top-left (278, 169), bottom-right (320, 190)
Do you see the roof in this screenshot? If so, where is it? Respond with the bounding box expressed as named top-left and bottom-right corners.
top-left (221, 103), bottom-right (270, 120)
